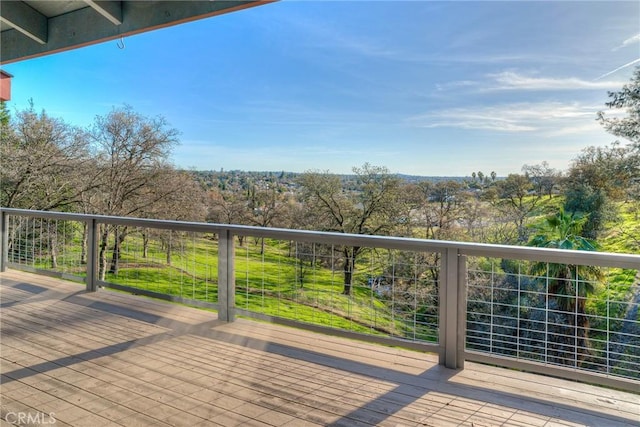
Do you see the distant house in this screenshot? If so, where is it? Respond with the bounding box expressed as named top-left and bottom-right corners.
top-left (1, 70), bottom-right (13, 101)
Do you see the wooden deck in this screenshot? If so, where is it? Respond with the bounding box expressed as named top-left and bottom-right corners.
top-left (0, 271), bottom-right (637, 427)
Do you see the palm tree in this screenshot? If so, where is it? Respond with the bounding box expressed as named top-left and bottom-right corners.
top-left (528, 209), bottom-right (602, 366)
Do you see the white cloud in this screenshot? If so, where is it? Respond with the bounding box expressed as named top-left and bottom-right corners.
top-left (407, 102), bottom-right (602, 136)
top-left (278, 13), bottom-right (399, 60)
top-left (613, 33), bottom-right (640, 51)
top-left (435, 80), bottom-right (476, 91)
top-left (438, 71), bottom-right (625, 93)
top-left (488, 72), bottom-right (624, 90)
top-left (545, 122), bottom-right (603, 137)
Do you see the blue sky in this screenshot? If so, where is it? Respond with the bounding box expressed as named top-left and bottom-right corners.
top-left (4, 1), bottom-right (640, 176)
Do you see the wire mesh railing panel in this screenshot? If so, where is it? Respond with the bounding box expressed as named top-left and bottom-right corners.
top-left (7, 215), bottom-right (86, 280)
top-left (466, 256), bottom-right (640, 381)
top-left (3, 208), bottom-right (639, 389)
top-left (100, 226), bottom-right (219, 304)
top-left (234, 238), bottom-right (440, 344)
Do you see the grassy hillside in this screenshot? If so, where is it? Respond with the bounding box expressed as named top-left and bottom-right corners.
top-left (601, 201), bottom-right (640, 254)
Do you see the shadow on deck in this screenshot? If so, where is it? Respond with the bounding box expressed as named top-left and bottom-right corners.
top-left (0, 270), bottom-right (638, 427)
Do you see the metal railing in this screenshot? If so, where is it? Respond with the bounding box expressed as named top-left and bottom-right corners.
top-left (1, 207), bottom-right (638, 392)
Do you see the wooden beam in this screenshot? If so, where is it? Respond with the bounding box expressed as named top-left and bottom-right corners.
top-left (0, 0), bottom-right (47, 44)
top-left (1, 1), bottom-right (276, 64)
top-left (83, 1), bottom-right (123, 26)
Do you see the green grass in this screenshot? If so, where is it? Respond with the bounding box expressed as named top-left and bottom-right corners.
top-left (99, 233), bottom-right (437, 342)
top-left (589, 200), bottom-right (640, 323)
top-left (601, 201), bottom-right (640, 254)
top-left (11, 204), bottom-right (638, 348)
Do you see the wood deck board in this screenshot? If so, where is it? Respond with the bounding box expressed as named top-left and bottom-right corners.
top-left (1, 270), bottom-right (638, 427)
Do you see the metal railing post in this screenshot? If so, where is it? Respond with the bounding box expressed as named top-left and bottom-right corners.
top-left (0, 210), bottom-right (8, 272)
top-left (457, 254), bottom-right (467, 369)
top-left (86, 218), bottom-right (98, 292)
top-left (440, 248), bottom-right (464, 369)
top-left (218, 229), bottom-right (236, 322)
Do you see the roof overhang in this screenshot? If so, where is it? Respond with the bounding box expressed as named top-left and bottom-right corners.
top-left (0, 1), bottom-right (275, 64)
top-left (0, 69), bottom-right (13, 100)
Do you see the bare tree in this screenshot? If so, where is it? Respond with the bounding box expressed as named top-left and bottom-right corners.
top-left (135, 168), bottom-right (208, 265)
top-left (245, 182), bottom-right (290, 228)
top-left (206, 187), bottom-right (250, 246)
top-left (413, 180), bottom-right (465, 241)
top-left (522, 161), bottom-right (561, 199)
top-left (459, 194), bottom-right (490, 242)
top-left (492, 174), bottom-right (542, 243)
top-left (142, 168), bottom-right (207, 221)
top-left (88, 106), bottom-right (179, 280)
top-left (244, 181), bottom-right (293, 253)
top-left (298, 163), bottom-right (402, 295)
top-left (0, 104), bottom-right (94, 210)
top-left (207, 188), bottom-right (246, 224)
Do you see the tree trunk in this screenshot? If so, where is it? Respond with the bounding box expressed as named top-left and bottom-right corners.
top-left (166, 233), bottom-right (172, 266)
top-left (81, 222), bottom-right (88, 264)
top-left (548, 273), bottom-right (592, 367)
top-left (98, 226), bottom-right (109, 281)
top-left (109, 237), bottom-right (120, 275)
top-left (142, 232), bottom-right (149, 258)
top-left (109, 227), bottom-right (125, 274)
top-left (428, 253), bottom-right (441, 284)
top-left (49, 228), bottom-right (58, 269)
top-left (342, 247), bottom-right (360, 295)
top-left (575, 295), bottom-right (592, 365)
top-left (297, 262), bottom-right (305, 289)
top-left (516, 217), bottom-right (527, 243)
top-left (109, 227), bottom-right (128, 274)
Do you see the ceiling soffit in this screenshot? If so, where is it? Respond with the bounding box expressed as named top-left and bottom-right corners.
top-left (1, 1), bottom-right (273, 64)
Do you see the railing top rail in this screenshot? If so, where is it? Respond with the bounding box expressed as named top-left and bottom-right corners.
top-left (0, 207), bottom-right (227, 233)
top-left (2, 207), bottom-right (639, 269)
